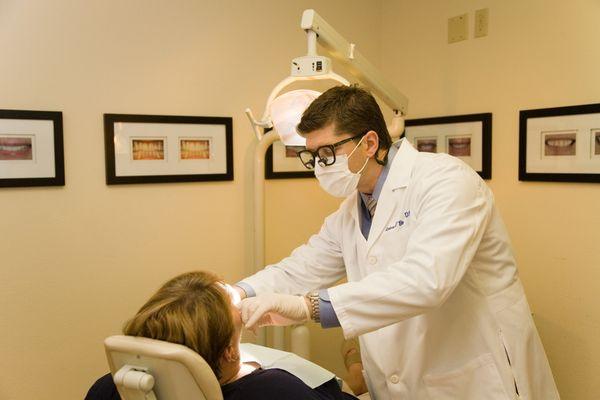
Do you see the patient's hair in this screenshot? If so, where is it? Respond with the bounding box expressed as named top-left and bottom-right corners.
top-left (123, 271), bottom-right (235, 379)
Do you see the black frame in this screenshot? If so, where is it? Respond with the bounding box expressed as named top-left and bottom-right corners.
top-left (265, 128), bottom-right (314, 179)
top-left (297, 133), bottom-right (365, 170)
top-left (104, 114), bottom-right (233, 185)
top-left (519, 103), bottom-right (600, 183)
top-left (404, 113), bottom-right (492, 180)
top-left (0, 109), bottom-right (64, 188)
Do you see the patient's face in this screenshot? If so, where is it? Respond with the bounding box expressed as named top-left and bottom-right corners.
top-left (217, 289), bottom-right (244, 384)
top-left (220, 283), bottom-right (243, 339)
top-left (230, 302), bottom-right (243, 332)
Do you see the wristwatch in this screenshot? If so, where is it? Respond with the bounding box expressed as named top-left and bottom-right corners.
top-left (307, 291), bottom-right (320, 323)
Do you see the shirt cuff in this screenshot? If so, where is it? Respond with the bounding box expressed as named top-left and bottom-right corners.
top-left (318, 289), bottom-right (341, 328)
top-left (236, 282), bottom-right (256, 298)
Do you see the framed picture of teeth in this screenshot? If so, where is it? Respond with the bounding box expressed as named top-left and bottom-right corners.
top-left (519, 103), bottom-right (600, 183)
top-left (263, 127), bottom-right (314, 179)
top-left (0, 109), bottom-right (64, 188)
top-left (404, 113), bottom-right (492, 179)
top-left (104, 114), bottom-right (233, 185)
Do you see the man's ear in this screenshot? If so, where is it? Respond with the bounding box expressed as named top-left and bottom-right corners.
top-left (364, 130), bottom-right (379, 157)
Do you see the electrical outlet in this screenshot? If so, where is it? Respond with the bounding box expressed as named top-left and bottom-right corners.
top-left (448, 13), bottom-right (468, 44)
top-left (474, 8), bottom-right (489, 38)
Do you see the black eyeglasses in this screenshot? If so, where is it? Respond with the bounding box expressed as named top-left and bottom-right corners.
top-left (297, 133), bottom-right (365, 170)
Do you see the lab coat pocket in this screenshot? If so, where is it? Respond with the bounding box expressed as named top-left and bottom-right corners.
top-left (423, 353), bottom-right (511, 400)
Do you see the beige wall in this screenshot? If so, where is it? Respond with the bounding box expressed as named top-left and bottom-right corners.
top-left (381, 1), bottom-right (600, 398)
top-left (3, 0), bottom-right (597, 399)
top-left (0, 1), bottom-right (381, 399)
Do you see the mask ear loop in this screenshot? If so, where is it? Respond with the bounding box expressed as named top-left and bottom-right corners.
top-left (347, 135), bottom-right (365, 158)
top-left (348, 135), bottom-right (370, 175)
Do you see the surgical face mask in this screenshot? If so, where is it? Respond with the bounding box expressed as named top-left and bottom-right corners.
top-left (314, 137), bottom-right (369, 198)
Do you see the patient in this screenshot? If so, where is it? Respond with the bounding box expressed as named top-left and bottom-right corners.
top-left (85, 271), bottom-right (358, 400)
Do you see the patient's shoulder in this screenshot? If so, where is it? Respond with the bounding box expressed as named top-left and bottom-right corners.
top-left (85, 373), bottom-right (121, 400)
top-left (222, 368), bottom-right (339, 400)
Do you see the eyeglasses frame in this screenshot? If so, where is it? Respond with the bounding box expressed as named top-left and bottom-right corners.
top-left (297, 132), bottom-right (366, 170)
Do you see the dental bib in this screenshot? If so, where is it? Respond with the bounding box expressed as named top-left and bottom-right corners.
top-left (240, 343), bottom-right (335, 388)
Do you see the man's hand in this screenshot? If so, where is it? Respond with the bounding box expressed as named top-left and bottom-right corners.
top-left (240, 293), bottom-right (311, 330)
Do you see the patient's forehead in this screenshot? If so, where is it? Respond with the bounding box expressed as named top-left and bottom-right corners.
top-left (217, 282), bottom-right (242, 328)
top-left (218, 282), bottom-right (241, 307)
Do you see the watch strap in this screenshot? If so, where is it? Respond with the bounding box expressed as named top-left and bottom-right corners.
top-left (307, 291), bottom-right (320, 323)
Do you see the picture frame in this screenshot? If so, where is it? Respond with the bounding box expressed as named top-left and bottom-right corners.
top-left (404, 113), bottom-right (492, 179)
top-left (0, 109), bottom-right (64, 188)
top-left (519, 103), bottom-right (600, 183)
top-left (265, 128), bottom-right (314, 179)
top-left (104, 114), bottom-right (233, 185)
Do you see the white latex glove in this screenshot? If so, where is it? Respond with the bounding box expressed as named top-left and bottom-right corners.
top-left (240, 293), bottom-right (311, 330)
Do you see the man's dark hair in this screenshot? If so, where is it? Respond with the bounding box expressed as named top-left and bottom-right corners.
top-left (297, 85), bottom-right (391, 165)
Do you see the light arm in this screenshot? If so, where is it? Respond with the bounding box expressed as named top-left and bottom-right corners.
top-left (300, 9), bottom-right (409, 116)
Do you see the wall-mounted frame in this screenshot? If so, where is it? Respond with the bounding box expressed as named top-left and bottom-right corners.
top-left (519, 103), bottom-right (600, 183)
top-left (404, 113), bottom-right (492, 179)
top-left (0, 109), bottom-right (64, 188)
top-left (265, 128), bottom-right (314, 179)
top-left (104, 114), bottom-right (233, 185)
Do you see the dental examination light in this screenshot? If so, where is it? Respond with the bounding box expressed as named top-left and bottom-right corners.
top-left (245, 9), bottom-right (409, 353)
top-left (246, 9), bottom-right (409, 144)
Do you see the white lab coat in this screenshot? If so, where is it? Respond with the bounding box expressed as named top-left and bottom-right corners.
top-left (241, 140), bottom-right (559, 400)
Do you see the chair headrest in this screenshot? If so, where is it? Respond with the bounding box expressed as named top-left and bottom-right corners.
top-left (104, 335), bottom-right (223, 400)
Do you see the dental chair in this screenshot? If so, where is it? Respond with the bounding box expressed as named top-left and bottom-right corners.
top-left (105, 335), bottom-right (370, 400)
top-left (104, 335), bottom-right (223, 400)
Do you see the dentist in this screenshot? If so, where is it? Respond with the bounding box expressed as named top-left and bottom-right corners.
top-left (236, 86), bottom-right (559, 400)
